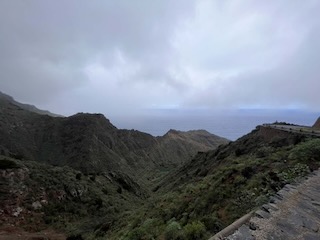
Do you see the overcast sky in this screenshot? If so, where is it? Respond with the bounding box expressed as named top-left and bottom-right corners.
top-left (1, 0), bottom-right (320, 117)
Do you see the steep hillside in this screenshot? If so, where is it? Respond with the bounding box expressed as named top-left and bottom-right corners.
top-left (0, 91), bottom-right (229, 238)
top-left (0, 91), bottom-right (62, 117)
top-left (105, 126), bottom-right (320, 240)
top-left (156, 129), bottom-right (228, 166)
top-left (0, 93), bottom-right (228, 183)
top-left (0, 155), bottom-right (145, 239)
top-left (313, 117), bottom-right (320, 129)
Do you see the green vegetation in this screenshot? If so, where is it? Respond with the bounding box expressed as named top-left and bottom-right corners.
top-left (102, 133), bottom-right (320, 239)
top-left (1, 92), bottom-right (320, 240)
top-left (2, 131), bottom-right (320, 239)
top-left (2, 128), bottom-right (320, 240)
top-left (289, 138), bottom-right (320, 163)
top-left (164, 220), bottom-right (182, 240)
top-left (0, 157), bottom-right (144, 238)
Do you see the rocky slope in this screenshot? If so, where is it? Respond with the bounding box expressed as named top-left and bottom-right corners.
top-left (0, 91), bottom-right (229, 238)
top-left (313, 117), bottom-right (320, 129)
top-left (0, 92), bottom-right (228, 184)
top-left (0, 156), bottom-right (145, 239)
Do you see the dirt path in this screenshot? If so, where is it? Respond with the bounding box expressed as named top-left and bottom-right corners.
top-left (264, 124), bottom-right (320, 137)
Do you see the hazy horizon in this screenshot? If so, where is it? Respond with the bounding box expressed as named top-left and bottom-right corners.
top-left (2, 89), bottom-right (318, 141)
top-left (111, 108), bottom-right (319, 140)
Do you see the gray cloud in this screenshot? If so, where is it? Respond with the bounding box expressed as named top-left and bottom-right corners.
top-left (0, 0), bottom-right (319, 116)
top-left (0, 0), bottom-right (194, 107)
top-left (184, 20), bottom-right (320, 110)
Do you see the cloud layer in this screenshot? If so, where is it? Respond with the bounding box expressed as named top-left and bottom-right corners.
top-left (0, 0), bottom-right (319, 116)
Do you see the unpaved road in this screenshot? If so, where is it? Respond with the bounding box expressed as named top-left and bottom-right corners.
top-left (264, 124), bottom-right (320, 137)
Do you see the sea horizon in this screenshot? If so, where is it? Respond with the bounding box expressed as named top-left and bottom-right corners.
top-left (111, 109), bottom-right (319, 141)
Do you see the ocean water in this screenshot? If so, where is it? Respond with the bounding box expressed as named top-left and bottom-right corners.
top-left (112, 109), bottom-right (319, 141)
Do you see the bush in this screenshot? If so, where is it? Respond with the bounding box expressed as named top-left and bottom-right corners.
top-left (241, 166), bottom-right (254, 179)
top-left (0, 158), bottom-right (19, 169)
top-left (89, 174), bottom-right (96, 181)
top-left (289, 139), bottom-right (320, 162)
top-left (66, 234), bottom-right (84, 240)
top-left (125, 228), bottom-right (145, 240)
top-left (201, 215), bottom-right (223, 233)
top-left (278, 163), bottom-right (310, 182)
top-left (235, 148), bottom-right (243, 157)
top-left (125, 218), bottom-right (162, 240)
top-left (76, 173), bottom-right (82, 180)
top-left (164, 221), bottom-right (182, 240)
top-left (183, 221), bottom-right (206, 240)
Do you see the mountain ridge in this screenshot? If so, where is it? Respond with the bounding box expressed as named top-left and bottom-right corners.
top-left (0, 91), bottom-right (229, 238)
top-left (0, 91), bottom-right (229, 182)
top-left (5, 91), bottom-right (318, 239)
top-left (0, 91), bottom-right (62, 117)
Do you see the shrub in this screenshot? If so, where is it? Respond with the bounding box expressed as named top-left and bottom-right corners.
top-left (201, 215), bottom-right (223, 233)
top-left (117, 186), bottom-right (122, 194)
top-left (278, 163), bottom-right (310, 181)
top-left (66, 234), bottom-right (84, 240)
top-left (102, 188), bottom-right (109, 195)
top-left (89, 174), bottom-right (96, 181)
top-left (76, 173), bottom-right (82, 180)
top-left (289, 139), bottom-right (320, 163)
top-left (125, 227), bottom-right (146, 240)
top-left (164, 221), bottom-right (182, 240)
top-left (125, 219), bottom-right (158, 240)
top-left (183, 221), bottom-right (206, 240)
top-left (0, 158), bottom-right (19, 169)
top-left (241, 166), bottom-right (254, 179)
top-left (234, 148), bottom-right (243, 156)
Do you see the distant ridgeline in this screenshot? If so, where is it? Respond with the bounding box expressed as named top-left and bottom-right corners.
top-left (0, 91), bottom-right (228, 181)
top-left (0, 91), bottom-right (62, 117)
